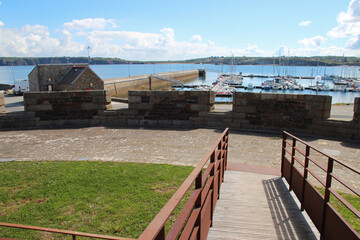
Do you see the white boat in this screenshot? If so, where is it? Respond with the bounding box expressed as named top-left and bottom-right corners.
top-left (212, 79), bottom-right (235, 95)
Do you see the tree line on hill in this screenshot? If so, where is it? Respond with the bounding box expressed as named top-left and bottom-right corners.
top-left (0, 56), bottom-right (359, 66)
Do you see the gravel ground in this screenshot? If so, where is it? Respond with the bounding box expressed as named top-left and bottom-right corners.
top-left (1, 127), bottom-right (359, 189)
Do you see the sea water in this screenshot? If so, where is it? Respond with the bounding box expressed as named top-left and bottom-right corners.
top-left (1, 63), bottom-right (359, 104)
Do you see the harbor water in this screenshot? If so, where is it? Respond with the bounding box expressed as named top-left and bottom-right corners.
top-left (1, 63), bottom-right (359, 104)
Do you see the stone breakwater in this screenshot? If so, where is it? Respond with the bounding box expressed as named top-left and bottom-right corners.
top-left (104, 69), bottom-right (202, 97)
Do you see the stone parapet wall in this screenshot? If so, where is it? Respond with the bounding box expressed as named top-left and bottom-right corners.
top-left (0, 112), bottom-right (37, 129)
top-left (1, 90), bottom-right (360, 142)
top-left (354, 98), bottom-right (360, 123)
top-left (233, 92), bottom-right (332, 129)
top-left (0, 93), bottom-right (5, 113)
top-left (128, 90), bottom-right (215, 120)
top-left (24, 91), bottom-right (111, 120)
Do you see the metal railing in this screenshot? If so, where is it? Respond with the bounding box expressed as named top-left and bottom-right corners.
top-left (138, 128), bottom-right (229, 240)
top-left (281, 131), bottom-right (360, 240)
top-left (0, 222), bottom-right (135, 240)
top-left (0, 128), bottom-right (229, 240)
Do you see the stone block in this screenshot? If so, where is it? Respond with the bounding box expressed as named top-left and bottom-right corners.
top-left (173, 120), bottom-right (193, 127)
top-left (25, 104), bottom-right (53, 112)
top-left (127, 119), bottom-right (139, 126)
top-left (128, 95), bottom-right (142, 103)
top-left (198, 96), bottom-right (210, 105)
top-left (233, 105), bottom-right (256, 113)
top-left (223, 122), bottom-right (241, 129)
top-left (277, 94), bottom-right (286, 101)
top-left (198, 111), bottom-right (209, 117)
top-left (304, 94), bottom-right (331, 102)
top-left (128, 91), bottom-right (140, 96)
top-left (234, 97), bottom-right (248, 106)
top-left (323, 109), bottom-right (331, 119)
top-left (310, 102), bottom-right (326, 111)
top-left (129, 103), bottom-right (153, 110)
top-left (207, 121), bottom-right (221, 127)
top-left (190, 104), bottom-right (210, 111)
top-left (233, 119), bottom-right (250, 124)
top-left (231, 112), bottom-right (246, 119)
top-left (139, 119), bottom-right (157, 126)
top-left (158, 120), bottom-right (172, 125)
top-left (260, 93), bottom-right (277, 100)
top-left (189, 116), bottom-right (206, 121)
top-left (24, 97), bottom-right (39, 105)
top-left (82, 103), bottom-right (105, 110)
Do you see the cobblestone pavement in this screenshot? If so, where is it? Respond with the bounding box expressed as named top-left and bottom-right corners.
top-left (0, 127), bottom-right (359, 189)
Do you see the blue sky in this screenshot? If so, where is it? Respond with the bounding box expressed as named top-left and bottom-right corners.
top-left (0, 0), bottom-right (359, 60)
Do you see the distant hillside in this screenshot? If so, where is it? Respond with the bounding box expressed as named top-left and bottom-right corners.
top-left (0, 57), bottom-right (129, 66)
top-left (184, 56), bottom-right (360, 66)
top-left (0, 56), bottom-right (359, 66)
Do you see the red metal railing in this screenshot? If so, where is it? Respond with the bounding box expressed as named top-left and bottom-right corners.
top-left (281, 131), bottom-right (360, 240)
top-left (0, 222), bottom-right (135, 240)
top-left (0, 128), bottom-right (229, 240)
top-left (138, 128), bottom-right (229, 240)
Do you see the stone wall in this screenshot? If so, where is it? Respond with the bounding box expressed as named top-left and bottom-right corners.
top-left (24, 91), bottom-right (111, 120)
top-left (128, 90), bottom-right (215, 125)
top-left (354, 97), bottom-right (360, 123)
top-left (233, 92), bottom-right (331, 129)
top-left (0, 93), bottom-right (5, 113)
top-left (1, 91), bottom-right (360, 141)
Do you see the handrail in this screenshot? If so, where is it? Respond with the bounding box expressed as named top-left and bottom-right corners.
top-left (283, 131), bottom-right (360, 175)
top-left (281, 131), bottom-right (360, 240)
top-left (138, 128), bottom-right (229, 240)
top-left (0, 222), bottom-right (134, 240)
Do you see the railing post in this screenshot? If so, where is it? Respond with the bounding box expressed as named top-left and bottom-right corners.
top-left (224, 131), bottom-right (228, 170)
top-left (195, 173), bottom-right (202, 240)
top-left (72, 235), bottom-right (77, 240)
top-left (320, 157), bottom-right (334, 239)
top-left (154, 226), bottom-right (165, 240)
top-left (300, 145), bottom-right (310, 211)
top-left (289, 138), bottom-right (296, 191)
top-left (281, 132), bottom-right (287, 177)
top-left (210, 151), bottom-right (215, 227)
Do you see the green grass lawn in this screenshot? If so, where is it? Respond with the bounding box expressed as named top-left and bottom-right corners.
top-left (329, 191), bottom-right (360, 233)
top-left (316, 187), bottom-right (360, 233)
top-left (0, 161), bottom-right (194, 239)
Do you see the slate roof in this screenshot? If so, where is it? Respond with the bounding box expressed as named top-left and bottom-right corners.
top-left (58, 66), bottom-right (87, 85)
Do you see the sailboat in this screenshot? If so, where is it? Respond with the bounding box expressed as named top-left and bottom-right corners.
top-left (214, 55), bottom-right (243, 86)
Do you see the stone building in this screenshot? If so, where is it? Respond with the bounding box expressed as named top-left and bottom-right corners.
top-left (28, 64), bottom-right (103, 91)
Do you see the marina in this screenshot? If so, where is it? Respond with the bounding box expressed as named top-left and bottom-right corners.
top-left (1, 63), bottom-right (360, 103)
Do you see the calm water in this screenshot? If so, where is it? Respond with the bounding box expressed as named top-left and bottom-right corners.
top-left (1, 63), bottom-right (359, 104)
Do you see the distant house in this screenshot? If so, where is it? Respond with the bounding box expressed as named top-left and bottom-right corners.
top-left (28, 64), bottom-right (104, 91)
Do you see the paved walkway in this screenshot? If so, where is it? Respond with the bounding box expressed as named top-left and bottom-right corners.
top-left (207, 168), bottom-right (320, 240)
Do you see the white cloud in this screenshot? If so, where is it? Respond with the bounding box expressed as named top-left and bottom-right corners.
top-left (191, 35), bottom-right (202, 43)
top-left (299, 20), bottom-right (311, 27)
top-left (298, 35), bottom-right (326, 47)
top-left (327, 0), bottom-right (360, 49)
top-left (1, 17), bottom-right (360, 60)
top-left (0, 23), bottom-right (84, 57)
top-left (64, 18), bottom-right (117, 31)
